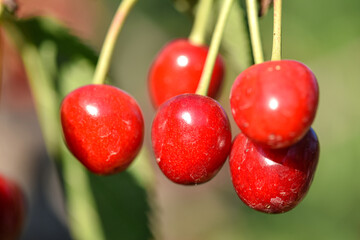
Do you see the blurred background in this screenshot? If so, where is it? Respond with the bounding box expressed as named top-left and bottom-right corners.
top-left (1, 0), bottom-right (360, 239)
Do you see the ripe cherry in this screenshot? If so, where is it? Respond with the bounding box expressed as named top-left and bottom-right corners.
top-left (148, 39), bottom-right (225, 108)
top-left (61, 84), bottom-right (144, 175)
top-left (151, 94), bottom-right (232, 185)
top-left (0, 175), bottom-right (25, 240)
top-left (230, 60), bottom-right (319, 148)
top-left (229, 128), bottom-right (319, 214)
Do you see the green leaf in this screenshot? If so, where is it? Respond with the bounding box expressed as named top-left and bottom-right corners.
top-left (3, 15), bottom-right (153, 240)
top-left (88, 170), bottom-right (153, 240)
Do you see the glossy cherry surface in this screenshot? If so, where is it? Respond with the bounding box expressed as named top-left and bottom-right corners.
top-left (0, 175), bottom-right (25, 240)
top-left (230, 60), bottom-right (319, 148)
top-left (151, 94), bottom-right (232, 185)
top-left (148, 39), bottom-right (225, 108)
top-left (61, 84), bottom-right (144, 175)
top-left (229, 128), bottom-right (319, 213)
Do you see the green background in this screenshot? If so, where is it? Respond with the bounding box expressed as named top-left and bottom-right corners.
top-left (3, 0), bottom-right (360, 239)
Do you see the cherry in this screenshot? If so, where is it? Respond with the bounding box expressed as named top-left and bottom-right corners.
top-left (229, 128), bottom-right (319, 214)
top-left (151, 94), bottom-right (232, 185)
top-left (148, 39), bottom-right (225, 108)
top-left (230, 60), bottom-right (319, 148)
top-left (61, 84), bottom-right (144, 175)
top-left (0, 175), bottom-right (25, 240)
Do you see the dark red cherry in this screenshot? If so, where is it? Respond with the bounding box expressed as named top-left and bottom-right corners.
top-left (148, 39), bottom-right (225, 108)
top-left (151, 94), bottom-right (232, 185)
top-left (230, 60), bottom-right (319, 148)
top-left (0, 175), bottom-right (25, 240)
top-left (61, 84), bottom-right (144, 175)
top-left (229, 128), bottom-right (319, 214)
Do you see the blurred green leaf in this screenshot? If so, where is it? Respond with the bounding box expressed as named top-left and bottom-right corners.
top-left (88, 171), bottom-right (153, 240)
top-left (3, 15), bottom-right (153, 240)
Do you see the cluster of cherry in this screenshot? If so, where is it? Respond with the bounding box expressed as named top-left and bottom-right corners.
top-left (0, 1), bottom-right (321, 239)
top-left (60, 0), bottom-right (320, 214)
top-left (60, 34), bottom-right (319, 214)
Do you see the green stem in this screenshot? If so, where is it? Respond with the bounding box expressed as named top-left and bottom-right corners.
top-left (21, 45), bottom-right (61, 156)
top-left (62, 144), bottom-right (106, 240)
top-left (196, 0), bottom-right (234, 96)
top-left (92, 0), bottom-right (137, 85)
top-left (271, 0), bottom-right (282, 61)
top-left (188, 0), bottom-right (213, 46)
top-left (246, 0), bottom-right (264, 64)
top-left (3, 20), bottom-right (106, 240)
top-left (3, 20), bottom-right (61, 156)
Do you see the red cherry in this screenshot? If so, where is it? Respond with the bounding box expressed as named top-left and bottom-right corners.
top-left (151, 94), bottom-right (232, 185)
top-left (0, 175), bottom-right (25, 240)
top-left (230, 60), bottom-right (319, 148)
top-left (229, 128), bottom-right (319, 214)
top-left (61, 84), bottom-right (144, 175)
top-left (148, 39), bottom-right (225, 108)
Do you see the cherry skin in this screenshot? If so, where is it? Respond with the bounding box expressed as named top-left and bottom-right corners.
top-left (230, 60), bottom-right (319, 148)
top-left (0, 175), bottom-right (25, 240)
top-left (148, 39), bottom-right (225, 108)
top-left (61, 84), bottom-right (144, 175)
top-left (229, 128), bottom-right (319, 214)
top-left (151, 94), bottom-right (232, 185)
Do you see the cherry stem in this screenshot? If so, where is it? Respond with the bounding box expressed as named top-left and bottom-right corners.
top-left (196, 0), bottom-right (233, 96)
top-left (188, 0), bottom-right (213, 46)
top-left (92, 0), bottom-right (137, 85)
top-left (246, 0), bottom-right (264, 64)
top-left (271, 0), bottom-right (282, 61)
